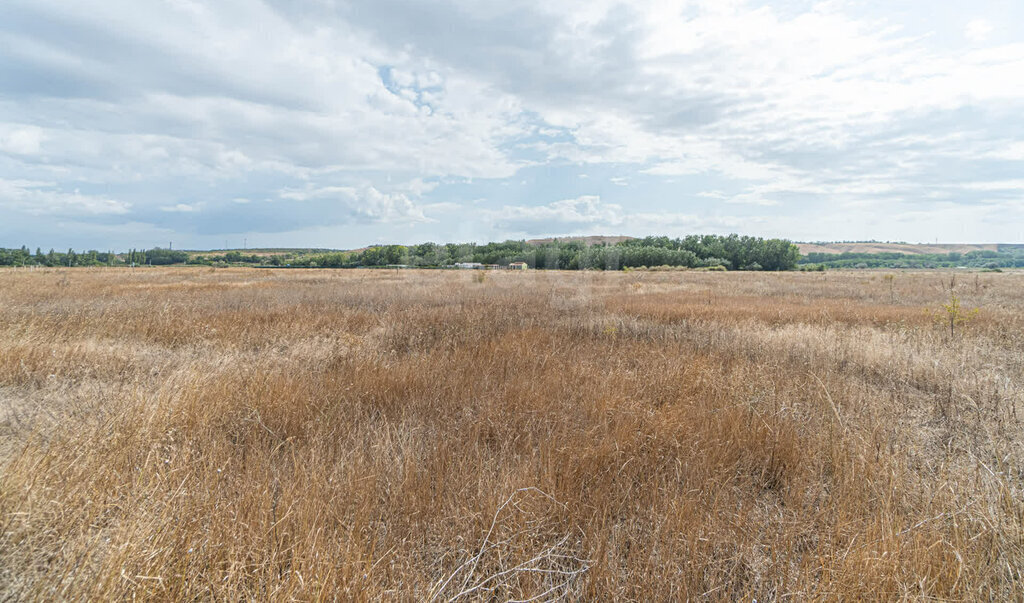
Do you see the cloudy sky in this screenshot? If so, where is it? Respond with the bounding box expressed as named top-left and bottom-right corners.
top-left (2, 0), bottom-right (1023, 250)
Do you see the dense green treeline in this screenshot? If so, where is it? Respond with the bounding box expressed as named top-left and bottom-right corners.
top-left (0, 246), bottom-right (188, 267)
top-left (285, 234), bottom-right (801, 270)
top-left (799, 247), bottom-right (1024, 270)
top-left (8, 238), bottom-right (1020, 271)
top-left (0, 246), bottom-right (120, 267)
top-left (0, 235), bottom-right (801, 270)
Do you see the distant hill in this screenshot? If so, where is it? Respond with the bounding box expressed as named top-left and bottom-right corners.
top-left (796, 242), bottom-right (1000, 256)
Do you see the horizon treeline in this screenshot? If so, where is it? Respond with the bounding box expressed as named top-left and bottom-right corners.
top-left (5, 238), bottom-right (1024, 271)
top-left (799, 248), bottom-right (1024, 270)
top-left (291, 235), bottom-right (801, 270)
top-left (0, 246), bottom-right (188, 267)
top-left (0, 235), bottom-right (801, 271)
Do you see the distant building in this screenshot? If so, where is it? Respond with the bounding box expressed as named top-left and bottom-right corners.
top-left (509, 262), bottom-right (528, 270)
top-left (454, 262), bottom-right (483, 269)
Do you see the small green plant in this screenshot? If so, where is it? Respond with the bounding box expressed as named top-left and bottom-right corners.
top-left (932, 289), bottom-right (979, 338)
top-left (472, 270), bottom-right (488, 284)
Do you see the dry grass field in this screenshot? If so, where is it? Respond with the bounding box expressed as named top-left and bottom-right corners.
top-left (1, 267), bottom-right (1022, 600)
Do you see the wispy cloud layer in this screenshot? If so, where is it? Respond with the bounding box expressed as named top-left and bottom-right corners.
top-left (1, 0), bottom-right (1022, 248)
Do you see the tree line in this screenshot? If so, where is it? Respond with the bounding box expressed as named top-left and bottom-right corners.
top-left (0, 235), bottom-right (802, 270)
top-left (799, 248), bottom-right (1024, 270)
top-left (244, 235), bottom-right (801, 270)
top-left (7, 240), bottom-right (1021, 271)
top-left (0, 246), bottom-right (187, 267)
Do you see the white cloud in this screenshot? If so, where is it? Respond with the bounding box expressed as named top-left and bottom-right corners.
top-left (161, 203), bottom-right (198, 212)
top-left (958, 179), bottom-right (1024, 192)
top-left (723, 193), bottom-right (780, 207)
top-left (491, 195), bottom-right (739, 237)
top-left (2, 0), bottom-right (1024, 247)
top-left (422, 201), bottom-right (462, 212)
top-left (982, 142), bottom-right (1024, 161)
top-left (495, 195), bottom-right (624, 232)
top-left (278, 184), bottom-right (428, 223)
top-left (0, 125), bottom-right (45, 155)
top-left (965, 19), bottom-right (994, 43)
top-left (501, 1), bottom-right (1024, 212)
top-left (0, 179), bottom-right (132, 215)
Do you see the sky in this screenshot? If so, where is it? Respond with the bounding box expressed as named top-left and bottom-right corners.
top-left (1, 0), bottom-right (1023, 250)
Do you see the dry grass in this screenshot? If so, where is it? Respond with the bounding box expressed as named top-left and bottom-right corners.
top-left (1, 267), bottom-right (1022, 600)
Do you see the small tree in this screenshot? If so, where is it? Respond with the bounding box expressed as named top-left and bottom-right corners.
top-left (933, 290), bottom-right (979, 338)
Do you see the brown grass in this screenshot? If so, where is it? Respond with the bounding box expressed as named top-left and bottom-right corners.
top-left (1, 267), bottom-right (1022, 600)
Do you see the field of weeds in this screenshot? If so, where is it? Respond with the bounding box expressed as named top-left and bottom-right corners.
top-left (1, 267), bottom-right (1022, 600)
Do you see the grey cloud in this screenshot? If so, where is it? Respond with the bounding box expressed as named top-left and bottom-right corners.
top-left (335, 0), bottom-right (731, 124)
top-left (1, 0), bottom-right (524, 181)
top-left (1, 0), bottom-right (1022, 248)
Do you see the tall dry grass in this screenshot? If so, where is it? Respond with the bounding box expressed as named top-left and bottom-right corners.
top-left (0, 267), bottom-right (1022, 600)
